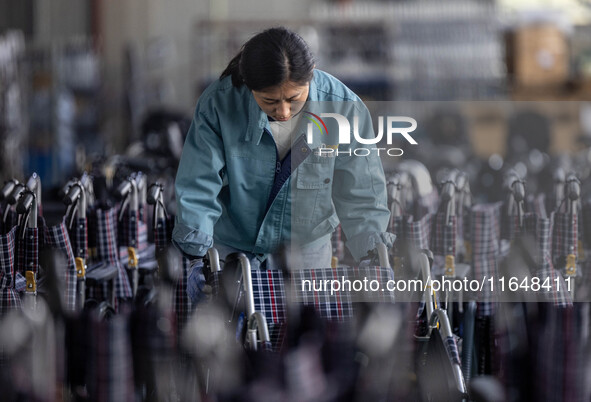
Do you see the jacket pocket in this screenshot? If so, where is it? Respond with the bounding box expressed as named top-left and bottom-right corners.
top-left (293, 158), bottom-right (334, 223)
top-left (296, 157), bottom-right (333, 189)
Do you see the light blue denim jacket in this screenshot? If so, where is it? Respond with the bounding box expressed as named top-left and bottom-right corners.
top-left (173, 69), bottom-right (394, 261)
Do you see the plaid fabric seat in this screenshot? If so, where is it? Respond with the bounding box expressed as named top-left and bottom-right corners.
top-left (581, 199), bottom-right (591, 250)
top-left (44, 219), bottom-right (78, 312)
top-left (430, 214), bottom-right (457, 258)
top-left (405, 213), bottom-right (433, 251)
top-left (0, 226), bottom-right (21, 313)
top-left (522, 211), bottom-right (572, 308)
top-left (250, 270), bottom-right (288, 352)
top-left (244, 266), bottom-right (396, 352)
top-left (88, 207), bottom-right (132, 300)
top-left (14, 272), bottom-right (26, 293)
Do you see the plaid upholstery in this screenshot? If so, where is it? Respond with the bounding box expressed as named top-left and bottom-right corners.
top-left (524, 212), bottom-right (552, 263)
top-left (389, 215), bottom-right (404, 249)
top-left (117, 208), bottom-right (139, 248)
top-left (290, 268), bottom-right (352, 322)
top-left (173, 256), bottom-right (193, 337)
top-left (70, 217), bottom-right (88, 259)
top-left (206, 270), bottom-right (221, 299)
top-left (251, 270), bottom-right (288, 351)
top-left (552, 212), bottom-right (578, 263)
top-left (523, 212), bottom-right (572, 308)
top-left (430, 213), bottom-right (457, 257)
top-left (471, 203), bottom-right (502, 256)
top-left (44, 220), bottom-right (77, 312)
top-left (405, 213), bottom-right (433, 251)
top-left (153, 217), bottom-right (168, 252)
top-left (228, 265), bottom-right (396, 352)
top-left (0, 225), bottom-right (21, 313)
top-left (472, 256), bottom-right (498, 317)
top-left (118, 208), bottom-right (151, 262)
top-left (471, 203), bottom-right (502, 316)
top-left (137, 220), bottom-right (149, 252)
top-left (16, 227), bottom-right (39, 277)
top-left (91, 207), bottom-right (132, 300)
top-left (444, 335), bottom-right (461, 366)
top-left (582, 199), bottom-right (591, 249)
top-left (291, 266), bottom-right (396, 307)
top-left (86, 314), bottom-right (135, 402)
top-left (535, 256), bottom-right (572, 308)
top-left (14, 272), bottom-right (26, 293)
top-left (501, 214), bottom-right (523, 242)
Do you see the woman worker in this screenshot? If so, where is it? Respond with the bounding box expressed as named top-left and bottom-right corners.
top-left (172, 27), bottom-right (394, 303)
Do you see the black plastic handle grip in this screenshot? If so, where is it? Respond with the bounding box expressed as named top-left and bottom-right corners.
top-left (7, 183), bottom-right (25, 205)
top-left (63, 185), bottom-right (81, 206)
top-left (116, 180), bottom-right (132, 200)
top-left (16, 192), bottom-right (34, 214)
top-left (1, 180), bottom-right (17, 201)
top-left (147, 183), bottom-right (162, 205)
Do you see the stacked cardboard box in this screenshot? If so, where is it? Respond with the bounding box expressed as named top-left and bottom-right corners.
top-left (506, 23), bottom-right (569, 88)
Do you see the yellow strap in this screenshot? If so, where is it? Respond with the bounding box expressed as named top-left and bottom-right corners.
top-left (331, 256), bottom-right (338, 269)
top-left (433, 289), bottom-right (440, 330)
top-left (445, 255), bottom-right (455, 277)
top-left (75, 257), bottom-right (85, 278)
top-left (128, 247), bottom-right (138, 268)
top-left (433, 289), bottom-right (438, 309)
top-left (464, 241), bottom-right (472, 263)
top-left (565, 254), bottom-right (576, 276)
top-left (25, 271), bottom-right (36, 293)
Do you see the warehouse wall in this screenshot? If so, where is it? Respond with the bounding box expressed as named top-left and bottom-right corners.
top-left (35, 0), bottom-right (89, 43)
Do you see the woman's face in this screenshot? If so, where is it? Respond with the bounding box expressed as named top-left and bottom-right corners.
top-left (251, 81), bottom-right (309, 122)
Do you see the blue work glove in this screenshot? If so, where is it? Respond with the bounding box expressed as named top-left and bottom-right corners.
top-left (186, 258), bottom-right (212, 306)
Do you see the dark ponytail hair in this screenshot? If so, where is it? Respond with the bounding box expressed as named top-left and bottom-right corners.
top-left (220, 27), bottom-right (315, 90)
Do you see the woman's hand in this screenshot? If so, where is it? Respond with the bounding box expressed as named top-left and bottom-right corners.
top-left (186, 258), bottom-right (212, 306)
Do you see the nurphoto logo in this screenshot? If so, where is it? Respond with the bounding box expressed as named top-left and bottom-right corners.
top-left (305, 112), bottom-right (418, 157)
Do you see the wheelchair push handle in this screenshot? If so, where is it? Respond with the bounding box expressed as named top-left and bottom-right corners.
top-left (1, 179), bottom-right (18, 201)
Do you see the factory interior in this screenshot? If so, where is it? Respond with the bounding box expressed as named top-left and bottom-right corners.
top-left (1, 1), bottom-right (591, 401)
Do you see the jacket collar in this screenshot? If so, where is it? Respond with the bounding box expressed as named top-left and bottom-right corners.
top-left (246, 92), bottom-right (268, 145)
